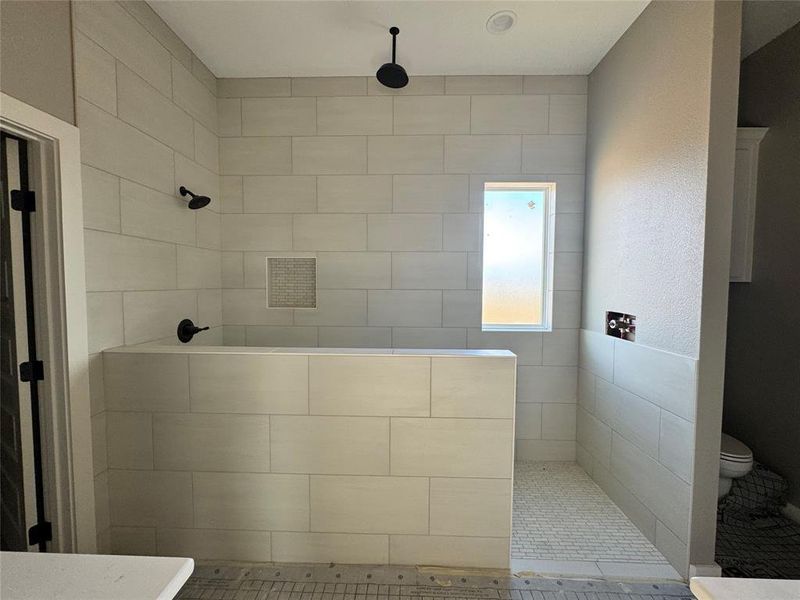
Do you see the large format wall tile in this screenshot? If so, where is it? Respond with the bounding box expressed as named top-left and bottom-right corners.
top-left (316, 252), bottom-right (391, 289)
top-left (392, 253), bottom-right (467, 289)
top-left (367, 215), bottom-right (442, 251)
top-left (241, 97), bottom-right (316, 136)
top-left (195, 120), bottom-right (220, 172)
top-left (86, 292), bottom-right (123, 354)
top-left (613, 340), bottom-right (697, 421)
top-left (310, 476), bottom-right (428, 534)
top-left (393, 96), bottom-right (470, 135)
top-left (243, 176), bottom-right (316, 213)
top-left (106, 412), bottom-right (152, 470)
top-left (78, 100), bottom-right (174, 194)
top-left (74, 31), bottom-right (117, 115)
top-left (119, 180), bottom-right (195, 246)
top-left (309, 356), bottom-right (429, 416)
top-left (117, 63), bottom-right (194, 156)
top-left (221, 214), bottom-right (293, 251)
top-left (293, 137), bottom-right (367, 174)
top-left (517, 366), bottom-right (577, 403)
top-left (271, 416), bottom-right (390, 475)
top-left (445, 76), bottom-right (523, 95)
top-left (293, 214), bottom-right (367, 251)
top-left (317, 97), bottom-right (392, 135)
top-left (294, 290), bottom-right (367, 327)
top-left (104, 353), bottom-right (189, 412)
top-left (367, 291), bottom-right (443, 327)
top-left (317, 327), bottom-right (392, 348)
top-left (429, 478), bottom-right (512, 537)
top-left (389, 535), bottom-right (509, 568)
top-left (193, 472), bottom-right (308, 531)
top-left (392, 174), bottom-right (469, 213)
top-left (444, 135), bottom-right (521, 173)
top-left (522, 135), bottom-right (585, 173)
top-left (470, 95), bottom-right (548, 134)
top-left (172, 58), bottom-right (217, 132)
top-left (121, 290), bottom-right (196, 345)
top-left (467, 330), bottom-right (543, 366)
top-left (189, 354), bottom-right (308, 414)
top-left (272, 532), bottom-right (388, 563)
top-left (219, 78), bottom-right (290, 98)
top-left (81, 165), bottom-right (120, 233)
top-left (108, 470), bottom-right (192, 528)
top-left (431, 357), bottom-right (515, 418)
top-left (291, 77), bottom-right (366, 97)
top-left (368, 76), bottom-right (444, 96)
top-left (317, 175), bottom-right (392, 213)
top-left (595, 378), bottom-right (660, 458)
top-left (222, 289), bottom-right (293, 326)
top-left (157, 528), bottom-right (271, 562)
top-left (153, 413), bottom-right (269, 472)
top-left (74, 0), bottom-right (171, 96)
top-left (220, 137), bottom-right (292, 175)
top-left (391, 418), bottom-right (513, 477)
top-left (611, 433), bottom-right (691, 542)
top-left (368, 136), bottom-right (443, 174)
top-left (392, 328), bottom-right (467, 349)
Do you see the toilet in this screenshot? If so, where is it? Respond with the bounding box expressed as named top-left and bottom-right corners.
top-left (719, 433), bottom-right (754, 498)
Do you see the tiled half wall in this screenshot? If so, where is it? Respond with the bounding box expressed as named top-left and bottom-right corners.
top-left (100, 347), bottom-right (516, 567)
top-left (576, 329), bottom-right (697, 575)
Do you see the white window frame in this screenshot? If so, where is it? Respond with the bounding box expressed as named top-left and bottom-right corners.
top-left (481, 181), bottom-right (556, 333)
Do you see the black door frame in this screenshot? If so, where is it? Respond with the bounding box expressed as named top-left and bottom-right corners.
top-left (1, 132), bottom-right (51, 551)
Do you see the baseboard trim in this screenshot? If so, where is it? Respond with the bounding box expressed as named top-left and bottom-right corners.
top-left (689, 563), bottom-right (722, 578)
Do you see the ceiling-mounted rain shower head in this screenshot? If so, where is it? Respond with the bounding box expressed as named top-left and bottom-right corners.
top-left (179, 186), bottom-right (211, 209)
top-left (376, 27), bottom-right (408, 89)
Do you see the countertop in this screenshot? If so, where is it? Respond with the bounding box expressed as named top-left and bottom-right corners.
top-left (690, 576), bottom-right (800, 600)
top-left (0, 551), bottom-right (194, 600)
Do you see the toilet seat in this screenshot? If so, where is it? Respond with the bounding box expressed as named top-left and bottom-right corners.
top-left (719, 433), bottom-right (753, 481)
top-left (720, 433), bottom-right (752, 460)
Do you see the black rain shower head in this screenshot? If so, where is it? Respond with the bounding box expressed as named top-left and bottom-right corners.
top-left (376, 27), bottom-right (408, 89)
top-left (179, 186), bottom-right (211, 209)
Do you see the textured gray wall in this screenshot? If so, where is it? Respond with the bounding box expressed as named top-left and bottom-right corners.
top-left (0, 0), bottom-right (75, 124)
top-left (724, 23), bottom-right (800, 505)
top-left (582, 0), bottom-right (715, 358)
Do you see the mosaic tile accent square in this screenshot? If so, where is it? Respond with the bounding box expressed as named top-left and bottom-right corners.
top-left (268, 257), bottom-right (317, 308)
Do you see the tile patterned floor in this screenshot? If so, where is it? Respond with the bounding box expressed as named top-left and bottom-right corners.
top-left (177, 563), bottom-right (694, 600)
top-left (512, 462), bottom-right (668, 564)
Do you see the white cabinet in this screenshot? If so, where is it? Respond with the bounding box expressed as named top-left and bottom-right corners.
top-left (730, 127), bottom-right (768, 282)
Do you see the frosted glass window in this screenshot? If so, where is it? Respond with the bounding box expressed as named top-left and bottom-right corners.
top-left (482, 182), bottom-right (552, 332)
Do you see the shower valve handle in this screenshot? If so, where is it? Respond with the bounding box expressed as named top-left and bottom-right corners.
top-left (177, 318), bottom-right (209, 343)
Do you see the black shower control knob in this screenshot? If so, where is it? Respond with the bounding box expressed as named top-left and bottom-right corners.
top-left (177, 318), bottom-right (209, 343)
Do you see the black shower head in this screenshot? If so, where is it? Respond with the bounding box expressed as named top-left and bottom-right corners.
top-left (179, 186), bottom-right (211, 210)
top-left (376, 27), bottom-right (408, 89)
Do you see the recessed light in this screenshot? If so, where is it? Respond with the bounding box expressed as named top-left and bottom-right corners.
top-left (486, 10), bottom-right (517, 34)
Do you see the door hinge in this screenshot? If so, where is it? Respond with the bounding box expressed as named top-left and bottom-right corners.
top-left (10, 189), bottom-right (36, 212)
top-left (19, 360), bottom-right (44, 382)
top-left (28, 521), bottom-right (52, 546)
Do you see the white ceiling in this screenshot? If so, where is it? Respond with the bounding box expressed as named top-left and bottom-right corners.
top-left (741, 0), bottom-right (800, 59)
top-left (148, 1), bottom-right (649, 78)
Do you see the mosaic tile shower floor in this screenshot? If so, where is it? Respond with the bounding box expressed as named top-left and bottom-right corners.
top-left (177, 563), bottom-right (694, 600)
top-left (512, 462), bottom-right (668, 564)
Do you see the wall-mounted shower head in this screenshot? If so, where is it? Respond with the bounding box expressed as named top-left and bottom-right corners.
top-left (179, 186), bottom-right (211, 209)
top-left (376, 27), bottom-right (408, 89)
